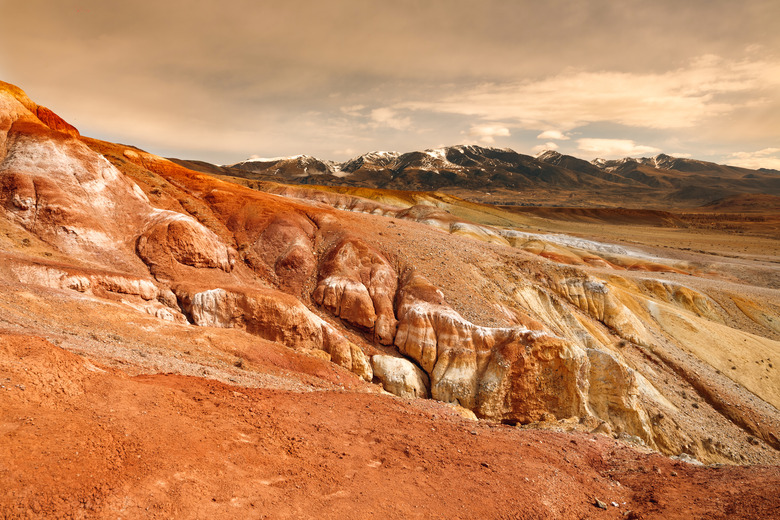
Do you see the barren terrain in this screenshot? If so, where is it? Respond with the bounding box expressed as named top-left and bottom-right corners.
top-left (1, 80), bottom-right (779, 519)
top-left (3, 333), bottom-right (779, 519)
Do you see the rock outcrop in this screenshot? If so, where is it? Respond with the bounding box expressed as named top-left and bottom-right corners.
top-left (6, 256), bottom-right (185, 323)
top-left (586, 349), bottom-right (654, 444)
top-left (313, 238), bottom-right (398, 345)
top-left (551, 275), bottom-right (648, 344)
top-left (0, 128), bottom-right (150, 267)
top-left (393, 271), bottom-right (590, 422)
top-left (177, 286), bottom-right (372, 381)
top-left (251, 214), bottom-right (317, 296)
top-left (388, 270), bottom-right (669, 448)
top-left (638, 278), bottom-right (720, 321)
top-left (136, 213), bottom-right (235, 276)
top-left (0, 88), bottom-right (236, 280)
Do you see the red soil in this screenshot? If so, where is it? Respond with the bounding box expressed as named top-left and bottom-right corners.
top-left (2, 333), bottom-right (778, 520)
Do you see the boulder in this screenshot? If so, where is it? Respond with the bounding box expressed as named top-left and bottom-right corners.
top-left (371, 355), bottom-right (429, 399)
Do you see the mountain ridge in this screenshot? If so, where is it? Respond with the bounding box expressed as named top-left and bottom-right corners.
top-left (172, 145), bottom-right (780, 207)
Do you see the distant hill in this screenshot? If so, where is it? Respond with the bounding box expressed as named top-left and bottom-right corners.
top-left (701, 193), bottom-right (780, 212)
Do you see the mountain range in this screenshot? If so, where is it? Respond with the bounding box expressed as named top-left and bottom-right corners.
top-left (171, 145), bottom-right (780, 207)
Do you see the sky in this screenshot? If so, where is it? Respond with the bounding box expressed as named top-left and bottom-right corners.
top-left (1, 0), bottom-right (779, 168)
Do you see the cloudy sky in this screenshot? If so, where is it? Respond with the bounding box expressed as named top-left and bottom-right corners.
top-left (2, 0), bottom-right (779, 168)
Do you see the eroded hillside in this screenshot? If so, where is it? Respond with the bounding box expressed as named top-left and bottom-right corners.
top-left (1, 81), bottom-right (779, 518)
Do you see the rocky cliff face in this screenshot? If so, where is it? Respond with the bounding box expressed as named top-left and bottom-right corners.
top-left (392, 271), bottom-right (587, 420)
top-left (313, 238), bottom-right (398, 345)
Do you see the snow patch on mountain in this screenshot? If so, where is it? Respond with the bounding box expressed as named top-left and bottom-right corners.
top-left (536, 150), bottom-right (562, 162)
top-left (424, 148), bottom-right (448, 162)
top-left (240, 154), bottom-right (304, 163)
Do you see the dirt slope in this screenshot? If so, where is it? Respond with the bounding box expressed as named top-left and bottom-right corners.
top-left (2, 333), bottom-right (779, 520)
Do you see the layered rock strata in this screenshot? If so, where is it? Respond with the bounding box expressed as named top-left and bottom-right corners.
top-left (177, 286), bottom-right (372, 381)
top-left (2, 81), bottom-right (777, 465)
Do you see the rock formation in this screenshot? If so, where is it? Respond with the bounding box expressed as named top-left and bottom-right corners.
top-left (313, 238), bottom-right (398, 345)
top-left (371, 354), bottom-right (430, 398)
top-left (176, 285), bottom-right (373, 381)
top-left (393, 271), bottom-right (585, 421)
top-left (550, 275), bottom-right (649, 345)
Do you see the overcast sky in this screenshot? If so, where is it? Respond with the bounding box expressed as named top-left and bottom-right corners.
top-left (2, 0), bottom-right (779, 168)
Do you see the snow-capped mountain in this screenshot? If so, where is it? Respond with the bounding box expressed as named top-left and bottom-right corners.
top-left (200, 146), bottom-right (780, 202)
top-left (230, 154), bottom-right (340, 178)
top-left (535, 150), bottom-right (607, 177)
top-left (590, 153), bottom-right (742, 174)
top-left (340, 151), bottom-right (401, 173)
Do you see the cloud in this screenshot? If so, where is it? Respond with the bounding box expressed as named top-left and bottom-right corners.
top-left (468, 124), bottom-right (510, 144)
top-left (4, 2), bottom-right (779, 163)
top-left (333, 148), bottom-right (357, 157)
top-left (577, 139), bottom-right (661, 158)
top-left (401, 56), bottom-right (780, 133)
top-left (726, 148), bottom-right (780, 169)
top-left (340, 105), bottom-right (366, 117)
top-left (532, 142), bottom-right (559, 154)
top-left (537, 130), bottom-right (569, 140)
top-left (370, 108), bottom-right (411, 130)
